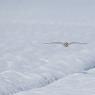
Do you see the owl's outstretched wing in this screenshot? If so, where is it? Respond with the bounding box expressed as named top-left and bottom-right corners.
top-left (69, 42), bottom-right (88, 45)
top-left (44, 42), bottom-right (64, 45)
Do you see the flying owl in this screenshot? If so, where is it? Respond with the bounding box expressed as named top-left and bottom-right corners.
top-left (44, 42), bottom-right (88, 47)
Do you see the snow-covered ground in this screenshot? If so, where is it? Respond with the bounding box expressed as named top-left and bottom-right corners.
top-left (14, 69), bottom-right (95, 95)
top-left (0, 0), bottom-right (95, 95)
top-left (0, 21), bottom-right (95, 95)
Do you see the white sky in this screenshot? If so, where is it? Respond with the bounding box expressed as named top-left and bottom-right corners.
top-left (0, 0), bottom-right (95, 22)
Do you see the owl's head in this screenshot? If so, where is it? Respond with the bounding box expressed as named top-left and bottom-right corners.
top-left (63, 42), bottom-right (69, 47)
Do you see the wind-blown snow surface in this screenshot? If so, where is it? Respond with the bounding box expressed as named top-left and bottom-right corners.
top-left (0, 20), bottom-right (95, 95)
top-left (14, 69), bottom-right (95, 95)
top-left (0, 0), bottom-right (95, 95)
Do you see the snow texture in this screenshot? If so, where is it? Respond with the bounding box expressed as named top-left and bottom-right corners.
top-left (0, 22), bottom-right (95, 95)
top-left (0, 0), bottom-right (95, 95)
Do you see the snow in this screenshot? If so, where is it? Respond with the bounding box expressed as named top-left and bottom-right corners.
top-left (0, 22), bottom-right (95, 95)
top-left (14, 72), bottom-right (95, 95)
top-left (0, 0), bottom-right (95, 95)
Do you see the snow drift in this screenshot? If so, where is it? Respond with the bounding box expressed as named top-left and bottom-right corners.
top-left (0, 20), bottom-right (95, 95)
